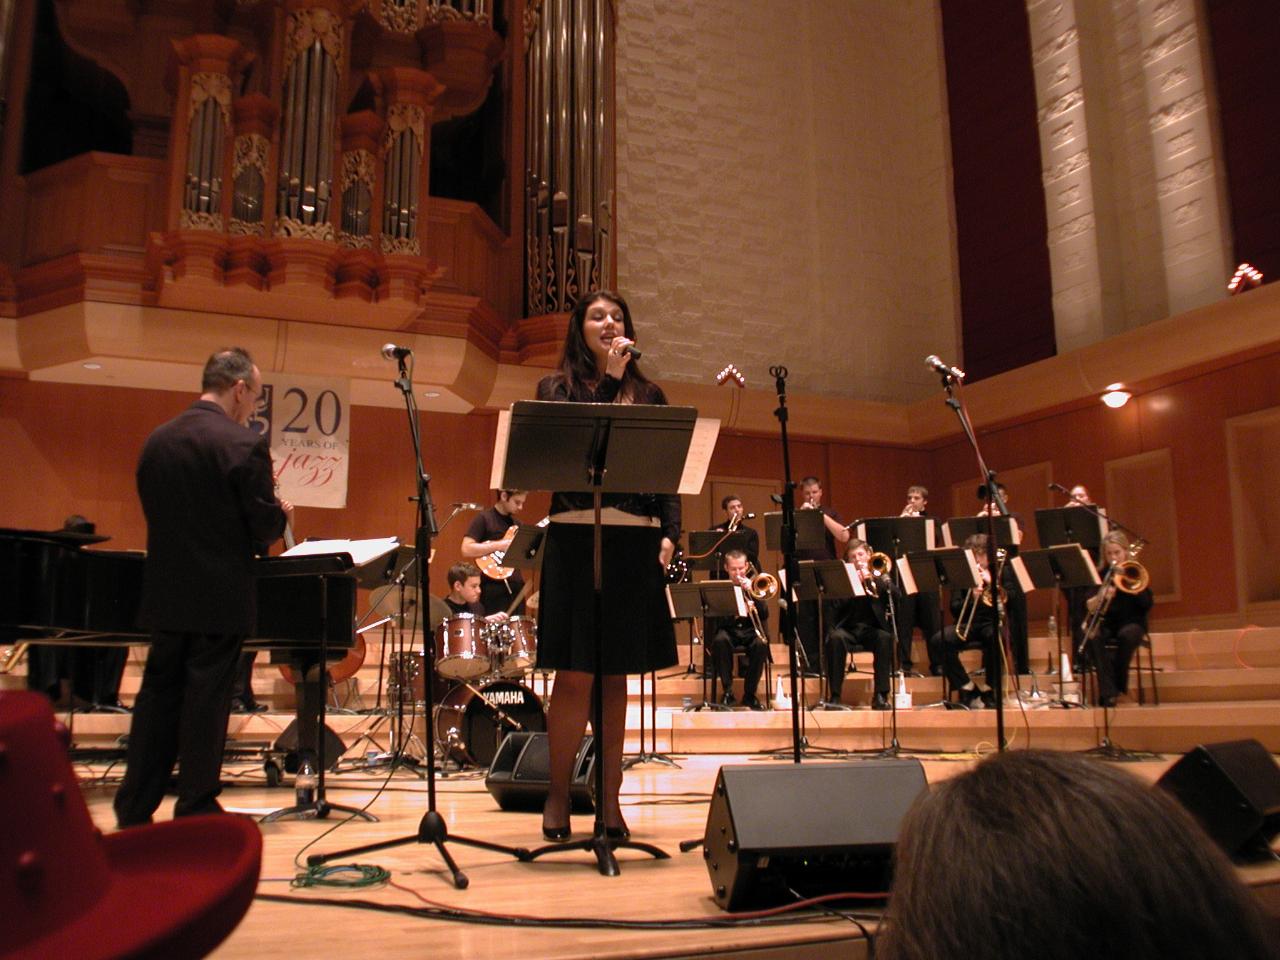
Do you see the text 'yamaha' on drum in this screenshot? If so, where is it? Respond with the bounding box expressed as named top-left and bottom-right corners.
top-left (434, 680), bottom-right (546, 768)
top-left (485, 616), bottom-right (538, 676)
top-left (435, 613), bottom-right (491, 679)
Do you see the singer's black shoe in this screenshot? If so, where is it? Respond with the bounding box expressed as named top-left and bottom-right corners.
top-left (231, 697), bottom-right (268, 714)
top-left (979, 688), bottom-right (998, 709)
top-left (542, 819), bottom-right (571, 841)
top-left (742, 696), bottom-right (766, 711)
top-left (871, 692), bottom-right (890, 710)
top-left (957, 686), bottom-right (982, 710)
top-left (721, 691), bottom-right (737, 708)
top-left (604, 820), bottom-right (631, 841)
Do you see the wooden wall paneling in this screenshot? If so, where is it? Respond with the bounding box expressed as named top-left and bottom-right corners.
top-left (1104, 449), bottom-right (1180, 605)
top-left (1225, 406), bottom-right (1280, 612)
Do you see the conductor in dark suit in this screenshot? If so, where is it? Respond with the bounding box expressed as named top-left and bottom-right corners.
top-left (115, 347), bottom-right (291, 827)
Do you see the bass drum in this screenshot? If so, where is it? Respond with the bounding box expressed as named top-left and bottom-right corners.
top-left (434, 680), bottom-right (546, 768)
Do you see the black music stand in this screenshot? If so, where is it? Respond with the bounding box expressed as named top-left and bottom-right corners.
top-left (855, 516), bottom-right (938, 557)
top-left (763, 509), bottom-right (825, 675)
top-left (856, 515), bottom-right (937, 679)
top-left (510, 400), bottom-right (700, 876)
top-left (340, 547), bottom-right (431, 777)
top-left (306, 355), bottom-right (525, 888)
top-left (797, 559), bottom-right (860, 710)
top-left (1035, 507), bottom-right (1105, 561)
top-left (258, 552), bottom-right (376, 823)
top-left (902, 548), bottom-right (980, 709)
top-left (943, 515), bottom-right (1020, 551)
top-left (670, 580), bottom-right (744, 712)
top-left (1015, 546), bottom-right (1098, 709)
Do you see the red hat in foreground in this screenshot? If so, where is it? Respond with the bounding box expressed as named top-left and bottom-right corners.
top-left (0, 691), bottom-right (262, 959)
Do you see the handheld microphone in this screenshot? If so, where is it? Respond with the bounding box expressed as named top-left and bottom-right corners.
top-left (621, 344), bottom-right (642, 361)
top-left (381, 343), bottom-right (413, 360)
top-left (924, 354), bottom-right (966, 380)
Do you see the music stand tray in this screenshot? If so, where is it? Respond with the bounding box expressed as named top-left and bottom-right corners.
top-left (688, 529), bottom-right (749, 573)
top-left (942, 515), bottom-right (1020, 549)
top-left (764, 510), bottom-right (825, 553)
top-left (855, 516), bottom-right (938, 556)
top-left (502, 523), bottom-right (547, 570)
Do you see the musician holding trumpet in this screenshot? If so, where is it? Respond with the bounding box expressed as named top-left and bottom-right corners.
top-left (706, 549), bottom-right (770, 710)
top-left (1081, 532), bottom-right (1152, 707)
top-left (823, 539), bottom-right (894, 710)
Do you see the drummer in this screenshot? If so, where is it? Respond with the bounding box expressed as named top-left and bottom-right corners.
top-left (444, 562), bottom-right (509, 624)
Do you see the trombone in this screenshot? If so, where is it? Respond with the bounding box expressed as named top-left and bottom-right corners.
top-left (739, 563), bottom-right (778, 644)
top-left (1079, 543), bottom-right (1149, 652)
top-left (858, 551), bottom-right (894, 598)
top-left (955, 548), bottom-right (1008, 642)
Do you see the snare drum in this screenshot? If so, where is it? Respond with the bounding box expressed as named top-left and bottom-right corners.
top-left (434, 679), bottom-right (546, 767)
top-left (435, 613), bottom-right (491, 679)
top-left (386, 651), bottom-right (424, 706)
top-left (489, 616), bottom-right (537, 676)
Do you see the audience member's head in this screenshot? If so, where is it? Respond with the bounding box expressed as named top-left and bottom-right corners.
top-left (878, 749), bottom-right (1276, 960)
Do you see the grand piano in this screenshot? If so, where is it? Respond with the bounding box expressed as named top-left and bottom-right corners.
top-left (0, 527), bottom-right (357, 656)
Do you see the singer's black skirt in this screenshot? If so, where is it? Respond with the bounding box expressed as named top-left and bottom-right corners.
top-left (536, 520), bottom-right (678, 675)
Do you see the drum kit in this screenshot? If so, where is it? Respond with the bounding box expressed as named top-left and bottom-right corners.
top-left (386, 612), bottom-right (545, 768)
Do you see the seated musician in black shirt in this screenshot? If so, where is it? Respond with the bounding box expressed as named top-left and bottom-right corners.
top-left (443, 562), bottom-right (508, 622)
top-left (705, 549), bottom-right (768, 710)
top-left (1082, 532), bottom-right (1153, 706)
top-left (824, 539), bottom-right (893, 710)
top-left (928, 533), bottom-right (1000, 709)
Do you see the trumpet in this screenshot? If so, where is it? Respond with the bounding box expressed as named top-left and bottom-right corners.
top-left (858, 551), bottom-right (894, 597)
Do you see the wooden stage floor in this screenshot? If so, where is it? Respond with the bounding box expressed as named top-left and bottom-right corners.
top-left (80, 750), bottom-right (1280, 960)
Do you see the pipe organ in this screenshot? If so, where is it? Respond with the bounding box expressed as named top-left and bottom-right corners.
top-left (524, 0), bottom-right (615, 315)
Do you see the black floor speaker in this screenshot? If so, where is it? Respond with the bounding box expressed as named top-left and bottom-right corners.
top-left (271, 719), bottom-right (347, 774)
top-left (484, 732), bottom-right (595, 813)
top-left (703, 759), bottom-right (927, 911)
top-left (1156, 738), bottom-right (1280, 860)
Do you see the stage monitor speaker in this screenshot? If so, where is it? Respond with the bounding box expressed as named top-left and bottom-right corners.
top-left (272, 720), bottom-right (346, 774)
top-left (702, 759), bottom-right (927, 911)
top-left (1156, 739), bottom-right (1280, 860)
top-left (485, 732), bottom-right (594, 813)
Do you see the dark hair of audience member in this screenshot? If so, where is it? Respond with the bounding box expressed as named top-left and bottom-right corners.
top-left (877, 749), bottom-right (1277, 960)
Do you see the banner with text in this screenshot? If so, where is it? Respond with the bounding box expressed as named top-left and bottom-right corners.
top-left (248, 373), bottom-right (350, 508)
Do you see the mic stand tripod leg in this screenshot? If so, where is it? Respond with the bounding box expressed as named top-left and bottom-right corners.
top-left (306, 357), bottom-right (528, 884)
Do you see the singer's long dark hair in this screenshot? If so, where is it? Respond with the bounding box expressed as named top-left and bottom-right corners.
top-left (551, 290), bottom-right (655, 402)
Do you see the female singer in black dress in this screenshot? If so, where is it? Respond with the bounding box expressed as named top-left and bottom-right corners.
top-left (534, 291), bottom-right (679, 841)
